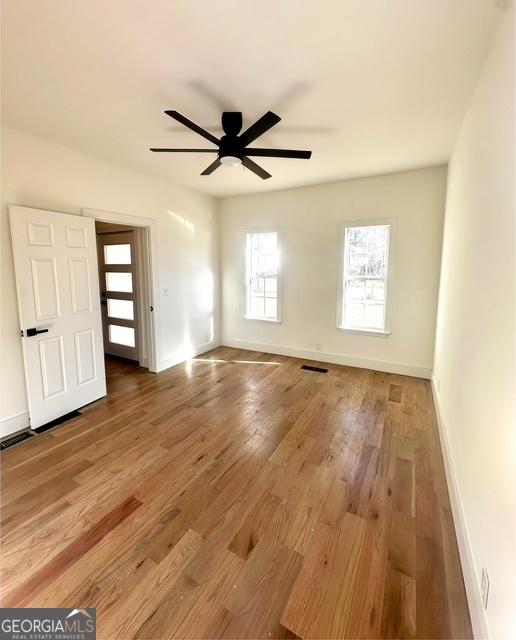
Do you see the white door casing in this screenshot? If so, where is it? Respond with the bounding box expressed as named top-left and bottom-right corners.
top-left (9, 206), bottom-right (106, 428)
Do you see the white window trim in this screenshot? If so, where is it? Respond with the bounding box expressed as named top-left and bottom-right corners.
top-left (336, 217), bottom-right (397, 337)
top-left (243, 226), bottom-right (282, 324)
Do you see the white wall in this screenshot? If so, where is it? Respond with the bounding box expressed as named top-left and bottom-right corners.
top-left (1, 126), bottom-right (220, 436)
top-left (432, 5), bottom-right (516, 639)
top-left (220, 166), bottom-right (446, 378)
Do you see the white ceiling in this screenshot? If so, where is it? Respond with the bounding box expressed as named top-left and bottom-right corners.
top-left (1, 0), bottom-right (503, 197)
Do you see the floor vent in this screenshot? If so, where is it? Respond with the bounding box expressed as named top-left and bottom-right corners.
top-left (1, 430), bottom-right (34, 451)
top-left (33, 410), bottom-right (82, 434)
top-left (301, 364), bottom-right (329, 373)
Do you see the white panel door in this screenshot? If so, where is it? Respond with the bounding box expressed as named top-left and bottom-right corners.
top-left (9, 206), bottom-right (106, 428)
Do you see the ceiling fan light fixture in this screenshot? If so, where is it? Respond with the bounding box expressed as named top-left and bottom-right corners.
top-left (220, 155), bottom-right (242, 167)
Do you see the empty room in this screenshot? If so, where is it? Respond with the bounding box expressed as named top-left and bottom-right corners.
top-left (0, 1), bottom-right (514, 639)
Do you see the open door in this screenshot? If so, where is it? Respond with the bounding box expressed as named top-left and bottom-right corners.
top-left (97, 230), bottom-right (140, 361)
top-left (9, 206), bottom-right (106, 429)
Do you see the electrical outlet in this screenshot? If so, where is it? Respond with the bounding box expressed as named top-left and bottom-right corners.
top-left (481, 568), bottom-right (489, 609)
top-left (316, 343), bottom-right (322, 351)
top-left (162, 287), bottom-right (169, 297)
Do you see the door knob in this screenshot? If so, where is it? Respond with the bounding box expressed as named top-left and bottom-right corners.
top-left (25, 327), bottom-right (49, 337)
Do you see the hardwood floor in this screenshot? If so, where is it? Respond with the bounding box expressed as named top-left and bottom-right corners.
top-left (0, 348), bottom-right (472, 639)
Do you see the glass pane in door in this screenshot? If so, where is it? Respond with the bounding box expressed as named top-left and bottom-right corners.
top-left (104, 244), bottom-right (131, 264)
top-left (108, 324), bottom-right (135, 347)
top-left (106, 272), bottom-right (133, 293)
top-left (107, 299), bottom-right (134, 320)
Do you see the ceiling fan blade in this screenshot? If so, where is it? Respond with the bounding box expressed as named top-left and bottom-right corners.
top-left (239, 111), bottom-right (281, 147)
top-left (201, 158), bottom-right (222, 175)
top-left (221, 112), bottom-right (243, 136)
top-left (149, 148), bottom-right (218, 153)
top-left (245, 148), bottom-right (312, 159)
top-left (164, 110), bottom-right (219, 146)
top-left (242, 157), bottom-right (272, 180)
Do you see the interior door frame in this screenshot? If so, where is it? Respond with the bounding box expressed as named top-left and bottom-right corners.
top-left (82, 208), bottom-right (159, 373)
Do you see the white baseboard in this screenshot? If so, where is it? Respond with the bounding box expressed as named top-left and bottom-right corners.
top-left (0, 411), bottom-right (30, 438)
top-left (157, 339), bottom-right (221, 373)
top-left (221, 338), bottom-right (431, 379)
top-left (431, 377), bottom-right (489, 640)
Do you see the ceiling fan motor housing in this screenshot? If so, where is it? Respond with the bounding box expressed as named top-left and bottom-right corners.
top-left (221, 112), bottom-right (243, 136)
top-left (219, 134), bottom-right (244, 161)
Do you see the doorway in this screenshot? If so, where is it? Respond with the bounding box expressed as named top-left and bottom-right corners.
top-left (84, 207), bottom-right (159, 375)
top-left (94, 218), bottom-right (157, 384)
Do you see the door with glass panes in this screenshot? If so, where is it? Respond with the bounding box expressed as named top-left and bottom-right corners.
top-left (97, 231), bottom-right (139, 361)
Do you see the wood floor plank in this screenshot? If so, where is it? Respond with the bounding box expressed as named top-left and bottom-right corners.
top-left (280, 513), bottom-right (366, 638)
top-left (169, 549), bottom-right (244, 639)
top-left (228, 489), bottom-right (281, 560)
top-left (388, 508), bottom-right (416, 578)
top-left (221, 539), bottom-right (302, 639)
top-left (380, 563), bottom-right (416, 639)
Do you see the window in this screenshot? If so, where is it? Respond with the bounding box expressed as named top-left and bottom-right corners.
top-left (245, 230), bottom-right (280, 321)
top-left (338, 220), bottom-right (396, 334)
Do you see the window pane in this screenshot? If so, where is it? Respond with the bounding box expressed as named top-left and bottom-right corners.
top-left (346, 279), bottom-right (366, 303)
top-left (265, 298), bottom-right (277, 319)
top-left (108, 324), bottom-right (135, 347)
top-left (364, 303), bottom-right (385, 329)
top-left (107, 298), bottom-right (134, 320)
top-left (104, 244), bottom-right (131, 265)
top-left (368, 280), bottom-right (385, 303)
top-left (346, 225), bottom-right (389, 278)
top-left (344, 279), bottom-right (387, 329)
top-left (344, 301), bottom-right (365, 327)
top-left (265, 277), bottom-right (277, 296)
top-left (106, 272), bottom-right (133, 293)
top-left (259, 232), bottom-right (277, 253)
top-left (263, 254), bottom-right (278, 274)
top-left (251, 276), bottom-right (265, 297)
top-left (250, 296), bottom-right (265, 318)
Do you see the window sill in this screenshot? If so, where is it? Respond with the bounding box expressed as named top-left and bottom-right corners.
top-left (337, 326), bottom-right (391, 338)
top-left (244, 316), bottom-right (281, 324)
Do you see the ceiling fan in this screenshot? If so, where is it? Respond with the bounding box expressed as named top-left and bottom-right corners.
top-left (150, 110), bottom-right (312, 180)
